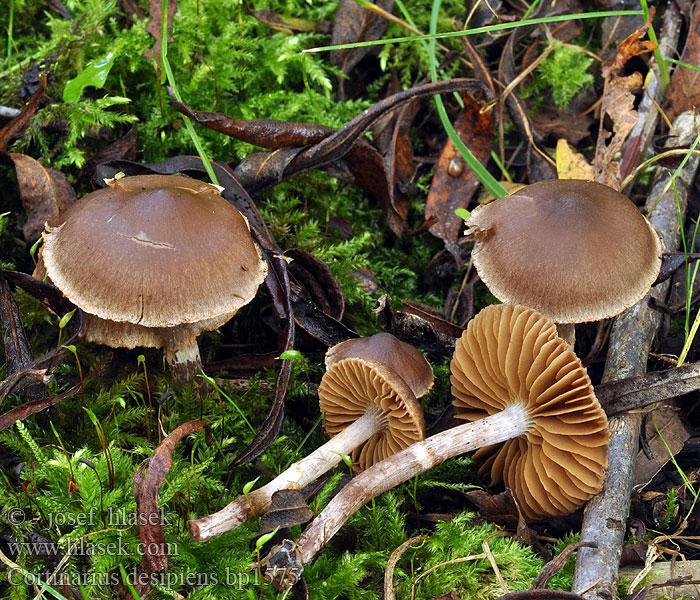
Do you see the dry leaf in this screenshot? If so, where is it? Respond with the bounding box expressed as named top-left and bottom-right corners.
top-left (592, 72), bottom-right (642, 188)
top-left (555, 138), bottom-right (594, 180)
top-left (426, 95), bottom-right (494, 262)
top-left (7, 153), bottom-right (76, 242)
top-left (665, 6), bottom-right (700, 121)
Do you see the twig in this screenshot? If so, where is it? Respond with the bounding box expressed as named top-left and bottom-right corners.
top-left (384, 535), bottom-right (422, 600)
top-left (572, 111), bottom-right (700, 600)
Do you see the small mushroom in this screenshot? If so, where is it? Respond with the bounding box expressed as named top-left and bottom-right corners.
top-left (467, 179), bottom-right (663, 341)
top-left (188, 333), bottom-right (431, 542)
top-left (261, 305), bottom-right (609, 588)
top-left (38, 174), bottom-right (268, 384)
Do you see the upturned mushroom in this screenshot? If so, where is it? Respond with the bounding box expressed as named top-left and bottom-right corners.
top-left (37, 174), bottom-right (268, 383)
top-left (262, 304), bottom-right (609, 588)
top-left (467, 179), bottom-right (663, 341)
top-left (189, 333), bottom-right (432, 542)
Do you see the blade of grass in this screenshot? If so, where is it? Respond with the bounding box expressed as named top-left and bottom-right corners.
top-left (160, 0), bottom-right (219, 186)
top-left (640, 0), bottom-right (670, 88)
top-left (303, 10), bottom-right (644, 54)
top-left (666, 57), bottom-right (700, 73)
top-left (428, 0), bottom-right (506, 199)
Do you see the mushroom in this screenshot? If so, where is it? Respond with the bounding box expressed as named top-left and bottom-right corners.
top-left (262, 304), bottom-right (609, 588)
top-left (38, 174), bottom-right (268, 383)
top-left (188, 333), bottom-right (432, 542)
top-left (467, 179), bottom-right (663, 341)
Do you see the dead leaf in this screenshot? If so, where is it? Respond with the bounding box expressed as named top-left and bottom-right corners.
top-left (6, 153), bottom-right (76, 242)
top-left (286, 248), bottom-right (344, 320)
top-left (243, 1), bottom-right (327, 33)
top-left (143, 0), bottom-right (177, 65)
top-left (373, 295), bottom-right (458, 357)
top-left (0, 273), bottom-right (35, 378)
top-left (531, 107), bottom-right (595, 146)
top-left (633, 404), bottom-right (691, 489)
top-left (426, 94), bottom-right (494, 262)
top-left (374, 94), bottom-right (420, 235)
top-left (592, 72), bottom-right (642, 188)
top-left (605, 9), bottom-right (656, 74)
top-left (259, 489), bottom-right (314, 534)
top-left (665, 5), bottom-right (700, 121)
top-left (77, 125), bottom-right (138, 189)
top-left (172, 80), bottom-right (489, 236)
top-left (330, 0), bottom-right (394, 96)
top-left (555, 139), bottom-right (594, 180)
top-left (133, 421), bottom-right (212, 594)
top-left (594, 12), bottom-right (657, 187)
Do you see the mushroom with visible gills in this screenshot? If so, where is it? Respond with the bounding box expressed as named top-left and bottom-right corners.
top-left (188, 333), bottom-right (432, 542)
top-left (38, 174), bottom-right (268, 384)
top-left (262, 304), bottom-right (610, 588)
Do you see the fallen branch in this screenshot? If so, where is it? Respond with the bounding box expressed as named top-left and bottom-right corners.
top-left (572, 110), bottom-right (700, 599)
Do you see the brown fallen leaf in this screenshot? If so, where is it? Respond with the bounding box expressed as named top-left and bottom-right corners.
top-left (607, 9), bottom-right (657, 73)
top-left (593, 71), bottom-right (642, 188)
top-left (594, 14), bottom-right (656, 188)
top-left (77, 125), bottom-right (138, 190)
top-left (286, 248), bottom-right (344, 321)
top-left (143, 0), bottom-right (177, 65)
top-left (633, 404), bottom-right (691, 490)
top-left (665, 5), bottom-right (700, 121)
top-left (426, 93), bottom-right (494, 262)
top-left (133, 420), bottom-right (212, 594)
top-left (531, 106), bottom-right (595, 146)
top-left (259, 489), bottom-right (314, 534)
top-left (331, 0), bottom-right (394, 98)
top-left (5, 153), bottom-right (76, 243)
top-left (243, 1), bottom-right (327, 33)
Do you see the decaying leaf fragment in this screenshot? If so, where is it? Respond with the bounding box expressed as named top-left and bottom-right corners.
top-left (5, 153), bottom-right (76, 243)
top-left (555, 138), bottom-right (594, 180)
top-left (133, 421), bottom-right (212, 594)
top-left (426, 93), bottom-right (494, 262)
top-left (593, 14), bottom-right (657, 188)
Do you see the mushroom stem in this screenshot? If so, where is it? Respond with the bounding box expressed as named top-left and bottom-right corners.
top-left (264, 402), bottom-right (532, 589)
top-left (189, 405), bottom-right (387, 541)
top-left (163, 325), bottom-right (202, 385)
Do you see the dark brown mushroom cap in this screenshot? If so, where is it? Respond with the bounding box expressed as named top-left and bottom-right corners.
top-left (450, 304), bottom-right (609, 521)
top-left (467, 179), bottom-right (663, 323)
top-left (325, 333), bottom-right (434, 399)
top-left (41, 174), bottom-right (267, 330)
top-left (319, 358), bottom-right (426, 472)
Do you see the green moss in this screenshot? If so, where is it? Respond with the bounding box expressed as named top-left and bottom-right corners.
top-left (522, 43), bottom-right (594, 109)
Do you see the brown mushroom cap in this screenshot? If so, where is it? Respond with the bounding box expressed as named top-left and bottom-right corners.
top-left (467, 179), bottom-right (663, 323)
top-left (450, 303), bottom-right (609, 520)
top-left (325, 333), bottom-right (434, 399)
top-left (41, 174), bottom-right (268, 336)
top-left (319, 358), bottom-right (425, 472)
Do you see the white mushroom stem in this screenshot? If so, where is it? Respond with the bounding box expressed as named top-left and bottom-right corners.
top-left (264, 402), bottom-right (531, 589)
top-left (189, 405), bottom-right (388, 541)
top-left (163, 325), bottom-right (202, 385)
